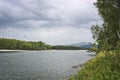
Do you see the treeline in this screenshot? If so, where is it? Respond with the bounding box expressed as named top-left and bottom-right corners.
top-left (0, 38), bottom-right (51, 50)
top-left (51, 45), bottom-right (85, 50)
top-left (0, 38), bottom-right (85, 50)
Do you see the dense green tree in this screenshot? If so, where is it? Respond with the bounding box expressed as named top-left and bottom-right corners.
top-left (0, 38), bottom-right (83, 50)
top-left (92, 0), bottom-right (120, 50)
top-left (51, 45), bottom-right (85, 50)
top-left (0, 38), bottom-right (51, 50)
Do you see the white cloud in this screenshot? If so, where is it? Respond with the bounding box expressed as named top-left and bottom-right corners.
top-left (0, 26), bottom-right (94, 45)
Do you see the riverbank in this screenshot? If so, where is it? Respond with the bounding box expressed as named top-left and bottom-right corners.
top-left (69, 51), bottom-right (120, 80)
top-left (0, 49), bottom-right (25, 53)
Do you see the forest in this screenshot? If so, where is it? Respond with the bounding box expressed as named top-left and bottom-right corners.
top-left (0, 38), bottom-right (51, 50)
top-left (0, 38), bottom-right (84, 50)
top-left (51, 45), bottom-right (85, 50)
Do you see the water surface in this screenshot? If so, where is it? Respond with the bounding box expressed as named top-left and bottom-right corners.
top-left (0, 50), bottom-right (93, 80)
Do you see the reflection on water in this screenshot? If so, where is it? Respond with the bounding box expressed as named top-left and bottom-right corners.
top-left (0, 50), bottom-right (94, 80)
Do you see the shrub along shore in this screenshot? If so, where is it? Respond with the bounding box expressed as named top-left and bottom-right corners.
top-left (69, 51), bottom-right (120, 80)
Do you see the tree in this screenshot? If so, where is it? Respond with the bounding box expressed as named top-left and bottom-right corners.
top-left (92, 0), bottom-right (120, 50)
top-left (0, 38), bottom-right (51, 50)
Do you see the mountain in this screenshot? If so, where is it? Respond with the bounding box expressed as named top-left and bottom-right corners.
top-left (70, 42), bottom-right (92, 49)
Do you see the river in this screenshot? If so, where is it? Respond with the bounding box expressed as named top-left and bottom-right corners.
top-left (0, 50), bottom-right (94, 80)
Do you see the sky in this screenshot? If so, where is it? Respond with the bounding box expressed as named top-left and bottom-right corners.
top-left (0, 0), bottom-right (102, 45)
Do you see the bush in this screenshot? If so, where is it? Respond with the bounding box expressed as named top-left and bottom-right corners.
top-left (69, 51), bottom-right (120, 80)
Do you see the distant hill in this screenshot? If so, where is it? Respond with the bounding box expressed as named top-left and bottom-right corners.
top-left (69, 42), bottom-right (92, 49)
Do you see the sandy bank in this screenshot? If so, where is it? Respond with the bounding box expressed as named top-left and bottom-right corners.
top-left (0, 49), bottom-right (25, 52)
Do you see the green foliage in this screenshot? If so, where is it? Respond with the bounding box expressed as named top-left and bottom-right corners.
top-left (0, 38), bottom-right (51, 50)
top-left (69, 1), bottom-right (120, 80)
top-left (91, 24), bottom-right (102, 40)
top-left (51, 45), bottom-right (85, 50)
top-left (69, 51), bottom-right (120, 80)
top-left (91, 0), bottom-right (120, 51)
top-left (89, 43), bottom-right (99, 53)
top-left (0, 38), bottom-right (85, 50)
top-left (116, 41), bottom-right (120, 50)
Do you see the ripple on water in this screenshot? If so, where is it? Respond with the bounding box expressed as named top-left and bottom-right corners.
top-left (0, 50), bottom-right (94, 80)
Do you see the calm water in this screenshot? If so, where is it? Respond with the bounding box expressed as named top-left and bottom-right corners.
top-left (0, 50), bottom-right (93, 80)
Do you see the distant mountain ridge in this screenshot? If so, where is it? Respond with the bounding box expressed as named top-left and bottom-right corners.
top-left (69, 42), bottom-right (92, 49)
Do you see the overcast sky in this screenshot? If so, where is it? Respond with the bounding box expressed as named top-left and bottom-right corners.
top-left (0, 0), bottom-right (102, 45)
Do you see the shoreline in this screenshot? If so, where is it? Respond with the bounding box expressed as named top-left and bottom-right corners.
top-left (0, 49), bottom-right (25, 52)
top-left (0, 49), bottom-right (87, 51)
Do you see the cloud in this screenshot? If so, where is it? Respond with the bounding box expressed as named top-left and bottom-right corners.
top-left (0, 0), bottom-right (101, 44)
top-left (0, 26), bottom-right (94, 45)
top-left (0, 0), bottom-right (100, 29)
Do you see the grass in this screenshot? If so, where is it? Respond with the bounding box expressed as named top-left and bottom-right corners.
top-left (69, 51), bottom-right (120, 80)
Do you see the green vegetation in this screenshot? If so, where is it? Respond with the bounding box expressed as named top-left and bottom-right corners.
top-left (51, 45), bottom-right (85, 50)
top-left (91, 0), bottom-right (120, 51)
top-left (69, 0), bottom-right (120, 80)
top-left (0, 38), bottom-right (85, 50)
top-left (69, 51), bottom-right (120, 80)
top-left (0, 38), bottom-right (51, 50)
